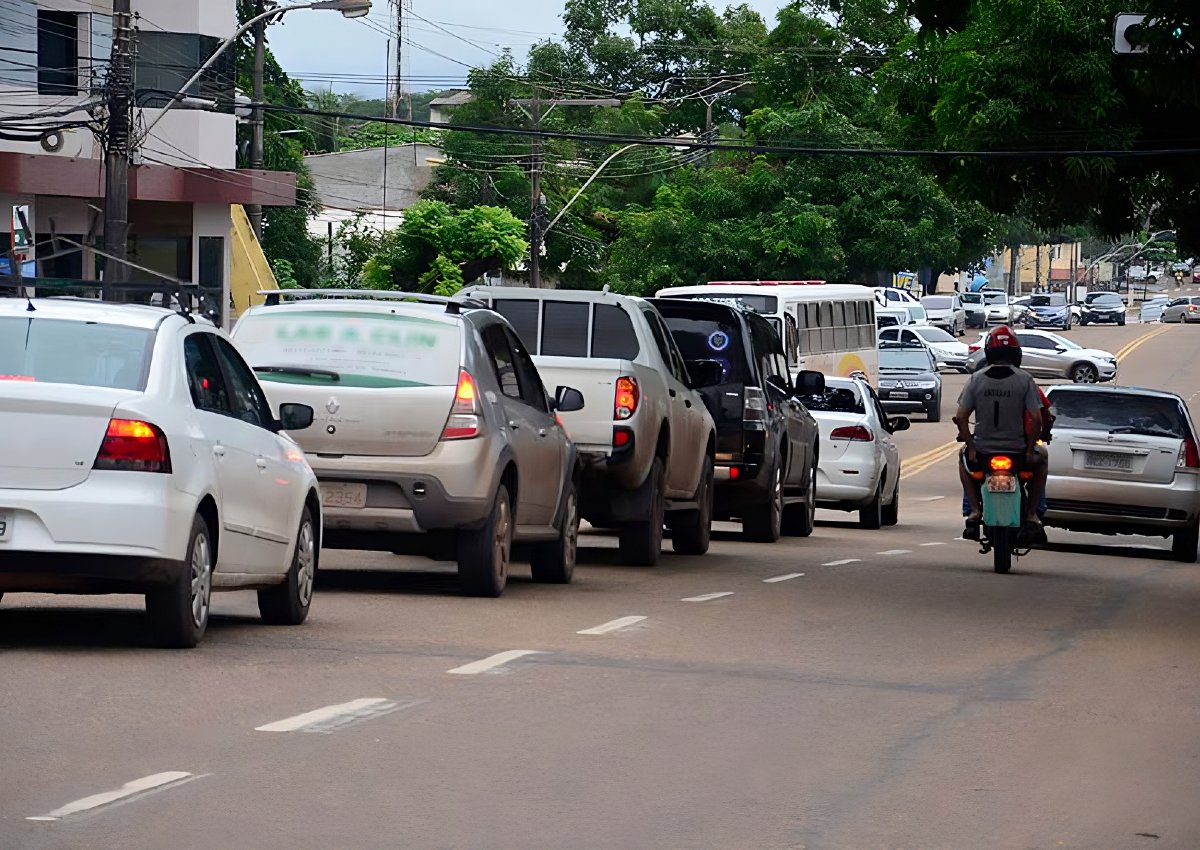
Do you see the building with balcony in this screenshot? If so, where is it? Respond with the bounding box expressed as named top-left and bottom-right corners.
top-left (0, 0), bottom-right (296, 325)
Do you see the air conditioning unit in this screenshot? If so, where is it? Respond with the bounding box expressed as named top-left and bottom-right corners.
top-left (37, 128), bottom-right (86, 158)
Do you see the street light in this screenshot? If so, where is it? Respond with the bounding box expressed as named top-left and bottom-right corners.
top-left (137, 0), bottom-right (372, 142)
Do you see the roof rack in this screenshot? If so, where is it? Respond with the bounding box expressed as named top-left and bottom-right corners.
top-left (0, 277), bottom-right (220, 324)
top-left (259, 288), bottom-right (488, 314)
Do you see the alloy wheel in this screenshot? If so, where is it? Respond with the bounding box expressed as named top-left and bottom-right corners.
top-left (295, 519), bottom-right (316, 608)
top-left (189, 532), bottom-right (213, 629)
top-left (494, 495), bottom-right (511, 581)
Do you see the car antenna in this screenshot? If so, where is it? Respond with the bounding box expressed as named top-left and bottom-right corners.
top-left (25, 293), bottom-right (35, 312)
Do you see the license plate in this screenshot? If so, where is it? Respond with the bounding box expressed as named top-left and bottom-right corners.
top-left (0, 510), bottom-right (11, 542)
top-left (888, 391), bottom-right (908, 399)
top-left (1086, 452), bottom-right (1133, 471)
top-left (320, 482), bottom-right (368, 509)
top-left (987, 475), bottom-right (1017, 493)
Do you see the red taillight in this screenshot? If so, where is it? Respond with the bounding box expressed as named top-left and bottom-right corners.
top-left (440, 370), bottom-right (480, 441)
top-left (989, 455), bottom-right (1013, 472)
top-left (830, 425), bottom-right (874, 442)
top-left (1181, 437), bottom-right (1200, 468)
top-left (614, 376), bottom-right (639, 420)
top-left (613, 426), bottom-right (633, 449)
top-left (968, 344), bottom-right (981, 353)
top-left (729, 466), bottom-right (740, 479)
top-left (0, 375), bottom-right (35, 381)
top-left (94, 418), bottom-right (171, 473)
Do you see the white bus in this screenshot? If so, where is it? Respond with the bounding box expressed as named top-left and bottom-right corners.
top-left (654, 281), bottom-right (879, 384)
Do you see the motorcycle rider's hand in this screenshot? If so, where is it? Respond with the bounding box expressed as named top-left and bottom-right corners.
top-left (967, 446), bottom-right (978, 463)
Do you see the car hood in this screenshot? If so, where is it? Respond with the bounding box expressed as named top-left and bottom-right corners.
top-left (1031, 305), bottom-right (1068, 314)
top-left (1084, 303), bottom-right (1124, 311)
top-left (879, 369), bottom-right (939, 382)
top-left (1072, 347), bottom-right (1117, 360)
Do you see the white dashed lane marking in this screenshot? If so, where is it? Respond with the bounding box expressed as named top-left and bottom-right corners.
top-left (577, 616), bottom-right (647, 635)
top-left (27, 772), bottom-right (201, 822)
top-left (447, 650), bottom-right (547, 675)
top-left (681, 592), bottom-right (734, 603)
top-left (763, 573), bottom-right (805, 583)
top-left (877, 549), bottom-right (912, 556)
top-left (920, 542), bottom-right (947, 547)
top-left (255, 698), bottom-right (415, 733)
top-left (822, 559), bottom-right (862, 567)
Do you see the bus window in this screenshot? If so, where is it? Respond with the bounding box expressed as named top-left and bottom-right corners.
top-left (832, 302), bottom-right (848, 349)
top-left (783, 312), bottom-right (800, 367)
top-left (818, 301), bottom-right (834, 353)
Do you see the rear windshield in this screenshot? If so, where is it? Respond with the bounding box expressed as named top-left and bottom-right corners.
top-left (801, 385), bottom-right (866, 414)
top-left (922, 296), bottom-right (951, 308)
top-left (487, 298), bottom-right (640, 360)
top-left (0, 317), bottom-right (151, 390)
top-left (233, 311), bottom-right (462, 388)
top-left (660, 314), bottom-right (748, 383)
top-left (1049, 390), bottom-right (1191, 439)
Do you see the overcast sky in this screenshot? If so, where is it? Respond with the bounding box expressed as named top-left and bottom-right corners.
top-left (270, 1), bottom-right (791, 98)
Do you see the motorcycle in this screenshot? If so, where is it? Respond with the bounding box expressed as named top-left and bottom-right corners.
top-left (977, 454), bottom-right (1035, 573)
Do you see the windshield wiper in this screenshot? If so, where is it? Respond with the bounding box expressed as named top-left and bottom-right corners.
top-left (254, 366), bottom-right (341, 382)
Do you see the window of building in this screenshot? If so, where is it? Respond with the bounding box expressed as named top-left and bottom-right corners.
top-left (38, 11), bottom-right (79, 96)
top-left (135, 32), bottom-right (235, 109)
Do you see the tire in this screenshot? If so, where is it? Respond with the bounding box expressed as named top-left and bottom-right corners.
top-left (881, 479), bottom-right (899, 527)
top-left (146, 514), bottom-right (213, 649)
top-left (1172, 520), bottom-right (1199, 563)
top-left (1118, 317), bottom-right (1126, 326)
top-left (672, 456), bottom-right (714, 556)
top-left (458, 484), bottom-right (512, 597)
top-left (744, 460), bottom-right (783, 543)
top-left (531, 480), bottom-right (579, 583)
top-left (1070, 362), bottom-right (1099, 384)
top-left (782, 462), bottom-right (817, 538)
top-left (619, 459), bottom-right (665, 566)
top-left (859, 481), bottom-right (883, 529)
top-left (258, 506), bottom-right (317, 625)
top-left (1080, 319), bottom-right (1090, 326)
top-left (927, 402), bottom-right (942, 423)
top-left (992, 526), bottom-right (1013, 574)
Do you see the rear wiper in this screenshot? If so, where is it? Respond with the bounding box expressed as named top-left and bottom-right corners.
top-left (254, 366), bottom-right (341, 382)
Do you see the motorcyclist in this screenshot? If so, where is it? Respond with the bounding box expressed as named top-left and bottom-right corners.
top-left (953, 326), bottom-right (1049, 540)
top-left (961, 384), bottom-right (1052, 520)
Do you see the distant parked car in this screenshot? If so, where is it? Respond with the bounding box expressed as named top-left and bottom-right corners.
top-left (1159, 296), bottom-right (1200, 324)
top-left (873, 287), bottom-right (920, 307)
top-left (878, 324), bottom-right (970, 372)
top-left (800, 376), bottom-right (908, 529)
top-left (982, 290), bottom-right (1028, 324)
top-left (876, 306), bottom-right (914, 328)
top-left (877, 341), bottom-right (943, 421)
top-left (966, 329), bottom-right (1118, 384)
top-left (958, 291), bottom-right (988, 328)
top-left (1080, 291), bottom-right (1127, 325)
top-left (920, 294), bottom-right (967, 336)
top-left (1022, 293), bottom-right (1078, 331)
top-left (653, 299), bottom-right (822, 542)
top-left (1044, 385), bottom-right (1200, 562)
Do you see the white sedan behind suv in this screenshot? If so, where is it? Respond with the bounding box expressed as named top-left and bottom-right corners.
top-left (1044, 385), bottom-right (1200, 561)
top-left (0, 295), bottom-right (321, 647)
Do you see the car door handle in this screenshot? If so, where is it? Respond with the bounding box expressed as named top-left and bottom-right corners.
top-left (669, 389), bottom-right (677, 398)
top-left (684, 399), bottom-right (692, 408)
top-left (256, 457), bottom-right (268, 470)
top-left (538, 428), bottom-right (548, 437)
top-left (212, 444), bottom-right (226, 458)
top-left (508, 420), bottom-right (520, 430)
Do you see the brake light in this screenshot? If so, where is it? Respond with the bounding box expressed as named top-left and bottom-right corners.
top-left (744, 386), bottom-right (767, 421)
top-left (0, 375), bottom-right (35, 381)
top-left (613, 426), bottom-right (633, 449)
top-left (830, 425), bottom-right (874, 442)
top-left (989, 455), bottom-right (1013, 472)
top-left (94, 418), bottom-right (171, 473)
top-left (968, 344), bottom-right (981, 353)
top-left (1180, 437), bottom-right (1200, 468)
top-left (614, 376), bottom-right (639, 420)
top-left (440, 370), bottom-right (480, 440)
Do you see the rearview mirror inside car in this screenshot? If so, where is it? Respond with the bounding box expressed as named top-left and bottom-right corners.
top-left (794, 369), bottom-right (826, 396)
top-left (685, 359), bottom-right (725, 389)
top-left (277, 403), bottom-right (315, 431)
top-left (554, 386), bottom-right (585, 413)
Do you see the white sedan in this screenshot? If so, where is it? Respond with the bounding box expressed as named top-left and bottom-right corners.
top-left (801, 377), bottom-right (907, 528)
top-left (878, 325), bottom-right (971, 371)
top-left (0, 297), bottom-right (321, 647)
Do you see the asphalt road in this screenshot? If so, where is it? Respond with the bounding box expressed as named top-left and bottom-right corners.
top-left (3, 319), bottom-right (1200, 850)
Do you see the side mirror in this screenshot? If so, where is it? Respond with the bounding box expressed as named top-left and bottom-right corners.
top-left (1054, 345), bottom-right (1067, 353)
top-left (277, 403), bottom-right (314, 431)
top-left (685, 359), bottom-right (725, 390)
top-left (554, 386), bottom-right (585, 413)
top-left (887, 416), bottom-right (911, 433)
top-left (794, 369), bottom-right (826, 395)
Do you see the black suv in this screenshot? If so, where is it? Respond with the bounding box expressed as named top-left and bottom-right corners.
top-left (877, 341), bottom-right (943, 421)
top-left (652, 299), bottom-right (823, 543)
top-left (1080, 291), bottom-right (1126, 326)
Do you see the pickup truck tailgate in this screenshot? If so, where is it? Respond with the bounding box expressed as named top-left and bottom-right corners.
top-left (532, 356), bottom-right (629, 454)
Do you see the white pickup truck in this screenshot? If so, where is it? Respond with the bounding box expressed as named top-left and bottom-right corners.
top-left (458, 286), bottom-right (718, 565)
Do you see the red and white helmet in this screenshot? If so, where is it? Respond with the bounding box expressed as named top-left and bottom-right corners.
top-left (984, 325), bottom-right (1022, 365)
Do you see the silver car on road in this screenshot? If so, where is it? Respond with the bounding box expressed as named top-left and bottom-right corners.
top-left (1159, 295), bottom-right (1200, 323)
top-left (1043, 385), bottom-right (1200, 562)
top-left (965, 329), bottom-right (1117, 383)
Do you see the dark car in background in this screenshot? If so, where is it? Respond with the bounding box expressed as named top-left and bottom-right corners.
top-left (652, 299), bottom-right (822, 543)
top-left (1080, 291), bottom-right (1126, 326)
top-left (1023, 293), bottom-right (1075, 331)
top-left (877, 341), bottom-right (943, 422)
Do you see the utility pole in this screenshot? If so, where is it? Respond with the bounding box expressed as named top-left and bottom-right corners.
top-left (391, 0), bottom-right (405, 119)
top-left (247, 0), bottom-right (267, 240)
top-left (509, 91), bottom-right (620, 289)
top-left (103, 0), bottom-right (135, 296)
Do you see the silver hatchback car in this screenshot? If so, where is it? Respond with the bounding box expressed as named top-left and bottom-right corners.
top-left (1159, 296), bottom-right (1200, 323)
top-left (965, 329), bottom-right (1117, 383)
top-left (1043, 385), bottom-right (1200, 562)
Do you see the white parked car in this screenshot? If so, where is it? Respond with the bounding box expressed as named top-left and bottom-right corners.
top-left (878, 325), bottom-right (971, 372)
top-left (873, 287), bottom-right (920, 308)
top-left (920, 294), bottom-right (967, 336)
top-left (797, 376), bottom-right (907, 528)
top-left (0, 297), bottom-right (321, 647)
top-left (876, 306), bottom-right (915, 328)
top-left (982, 290), bottom-right (1029, 324)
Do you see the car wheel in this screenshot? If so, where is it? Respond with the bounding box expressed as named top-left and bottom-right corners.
top-left (258, 505), bottom-right (317, 625)
top-left (619, 459), bottom-right (665, 566)
top-left (927, 400), bottom-right (942, 422)
top-left (672, 456), bottom-right (714, 555)
top-left (859, 481), bottom-right (883, 530)
top-left (744, 459), bottom-right (783, 543)
top-left (782, 462), bottom-right (817, 537)
top-left (1118, 317), bottom-right (1126, 326)
top-left (1070, 362), bottom-right (1099, 384)
top-left (881, 478), bottom-right (899, 527)
top-left (146, 514), bottom-right (213, 649)
top-left (1172, 520), bottom-right (1199, 563)
top-left (1080, 319), bottom-right (1090, 326)
top-left (531, 478), bottom-right (579, 583)
top-left (458, 483), bottom-right (512, 597)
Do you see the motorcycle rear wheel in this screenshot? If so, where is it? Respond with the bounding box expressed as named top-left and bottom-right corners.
top-left (991, 526), bottom-right (1013, 574)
